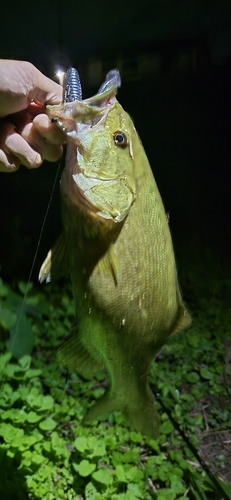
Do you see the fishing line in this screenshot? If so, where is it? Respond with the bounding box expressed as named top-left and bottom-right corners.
top-left (4, 156), bottom-right (63, 361)
top-left (152, 387), bottom-right (230, 500)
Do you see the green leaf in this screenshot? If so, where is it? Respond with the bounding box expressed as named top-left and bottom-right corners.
top-left (1, 408), bottom-right (26, 424)
top-left (19, 435), bottom-right (37, 450)
top-left (0, 352), bottom-right (11, 373)
top-left (8, 313), bottom-right (34, 358)
top-left (43, 441), bottom-right (51, 453)
top-left (112, 451), bottom-right (124, 466)
top-left (87, 436), bottom-right (98, 448)
top-left (92, 468), bottom-right (112, 485)
top-left (18, 281), bottom-right (33, 295)
top-left (0, 277), bottom-right (9, 297)
top-left (51, 431), bottom-right (63, 448)
top-left (74, 435), bottom-right (87, 453)
top-left (18, 386), bottom-right (30, 400)
top-left (0, 306), bottom-right (17, 329)
top-left (148, 453), bottom-right (166, 465)
top-left (214, 478), bottom-right (231, 499)
top-left (129, 431), bottom-right (143, 443)
top-left (156, 488), bottom-right (176, 500)
top-left (147, 438), bottom-right (160, 453)
top-left (39, 417), bottom-right (57, 431)
top-left (122, 450), bottom-right (140, 463)
top-left (115, 464), bottom-right (127, 483)
top-left (125, 467), bottom-right (144, 482)
top-left (187, 335), bottom-right (201, 348)
top-left (32, 453), bottom-right (46, 465)
top-left (18, 354), bottom-right (31, 369)
top-left (32, 428), bottom-right (44, 442)
top-left (199, 367), bottom-right (213, 380)
top-left (162, 385), bottom-right (169, 397)
top-left (127, 482), bottom-right (143, 498)
top-left (75, 459), bottom-right (96, 477)
top-left (26, 411), bottom-right (43, 423)
top-left (186, 371), bottom-right (200, 383)
top-left (26, 393), bottom-right (54, 411)
top-left (4, 363), bottom-right (26, 380)
top-left (161, 420), bottom-right (174, 435)
top-left (25, 368), bottom-right (42, 378)
top-left (40, 395), bottom-right (54, 411)
top-left (90, 443), bottom-right (107, 458)
top-left (0, 387), bottom-right (20, 408)
top-left (169, 473), bottom-right (185, 494)
top-left (0, 423), bottom-right (24, 443)
top-left (36, 465), bottom-right (54, 481)
top-left (158, 463), bottom-right (169, 482)
top-left (85, 481), bottom-right (98, 500)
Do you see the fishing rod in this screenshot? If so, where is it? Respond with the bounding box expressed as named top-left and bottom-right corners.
top-left (152, 387), bottom-right (230, 500)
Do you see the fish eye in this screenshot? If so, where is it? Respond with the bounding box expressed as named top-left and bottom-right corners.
top-left (113, 131), bottom-right (128, 148)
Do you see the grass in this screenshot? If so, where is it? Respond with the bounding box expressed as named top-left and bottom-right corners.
top-left (0, 255), bottom-right (230, 500)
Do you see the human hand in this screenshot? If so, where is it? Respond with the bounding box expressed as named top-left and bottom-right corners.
top-left (0, 60), bottom-right (66, 172)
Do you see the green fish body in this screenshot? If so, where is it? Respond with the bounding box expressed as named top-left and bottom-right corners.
top-left (39, 72), bottom-right (191, 438)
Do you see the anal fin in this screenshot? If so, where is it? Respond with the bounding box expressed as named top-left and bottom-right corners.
top-left (58, 332), bottom-right (103, 375)
top-left (170, 275), bottom-right (192, 335)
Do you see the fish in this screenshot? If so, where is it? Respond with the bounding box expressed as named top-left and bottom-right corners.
top-left (39, 69), bottom-right (191, 438)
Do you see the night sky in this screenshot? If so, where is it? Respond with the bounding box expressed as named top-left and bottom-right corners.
top-left (0, 0), bottom-right (231, 281)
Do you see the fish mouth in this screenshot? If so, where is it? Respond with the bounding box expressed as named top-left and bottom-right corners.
top-left (47, 68), bottom-right (121, 135)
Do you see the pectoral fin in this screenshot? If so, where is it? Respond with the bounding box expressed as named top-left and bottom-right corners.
top-left (96, 245), bottom-right (119, 286)
top-left (39, 233), bottom-right (68, 283)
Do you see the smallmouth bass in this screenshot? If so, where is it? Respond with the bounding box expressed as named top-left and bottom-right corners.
top-left (39, 69), bottom-right (191, 438)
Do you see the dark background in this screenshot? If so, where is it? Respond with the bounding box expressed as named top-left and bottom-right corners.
top-left (0, 0), bottom-right (231, 282)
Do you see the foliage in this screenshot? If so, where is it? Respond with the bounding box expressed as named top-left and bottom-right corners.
top-left (0, 267), bottom-right (231, 500)
top-left (0, 277), bottom-right (50, 358)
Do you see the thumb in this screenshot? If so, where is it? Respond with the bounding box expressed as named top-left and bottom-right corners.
top-left (0, 60), bottom-right (63, 117)
top-left (29, 65), bottom-right (63, 105)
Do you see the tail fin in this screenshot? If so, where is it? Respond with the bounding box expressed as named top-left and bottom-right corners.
top-left (124, 386), bottom-right (160, 438)
top-left (82, 384), bottom-right (160, 438)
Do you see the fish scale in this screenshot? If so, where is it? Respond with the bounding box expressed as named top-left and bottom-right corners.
top-left (40, 69), bottom-right (191, 438)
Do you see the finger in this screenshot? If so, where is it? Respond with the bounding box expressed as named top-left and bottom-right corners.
top-left (5, 123), bottom-right (42, 168)
top-left (32, 113), bottom-right (66, 145)
top-left (20, 121), bottom-right (63, 163)
top-left (0, 148), bottom-right (20, 172)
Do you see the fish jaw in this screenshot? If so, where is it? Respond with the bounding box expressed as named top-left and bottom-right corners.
top-left (46, 85), bottom-right (119, 138)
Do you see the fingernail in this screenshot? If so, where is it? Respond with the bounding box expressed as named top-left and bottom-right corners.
top-left (34, 152), bottom-right (42, 166)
